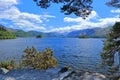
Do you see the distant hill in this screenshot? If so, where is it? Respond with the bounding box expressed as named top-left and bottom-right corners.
top-left (44, 32), bottom-right (66, 37)
top-left (67, 27), bottom-right (111, 38)
top-left (9, 27), bottom-right (111, 38)
top-left (8, 28), bottom-right (64, 37)
top-left (7, 29), bottom-right (44, 37)
top-left (67, 29), bottom-right (95, 37)
top-left (14, 30), bottom-right (33, 37)
top-left (1, 24), bottom-right (111, 38)
top-left (0, 25), bottom-right (16, 39)
top-left (92, 27), bottom-right (111, 38)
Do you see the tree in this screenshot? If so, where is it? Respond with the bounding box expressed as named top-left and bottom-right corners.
top-left (36, 35), bottom-right (42, 38)
top-left (106, 0), bottom-right (120, 8)
top-left (101, 22), bottom-right (120, 72)
top-left (22, 46), bottom-right (58, 69)
top-left (33, 0), bottom-right (93, 19)
top-left (34, 0), bottom-right (120, 19)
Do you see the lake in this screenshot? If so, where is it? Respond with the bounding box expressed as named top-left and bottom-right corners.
top-left (0, 38), bottom-right (104, 70)
top-left (0, 38), bottom-right (105, 79)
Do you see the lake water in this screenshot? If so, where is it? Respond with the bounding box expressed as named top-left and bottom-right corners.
top-left (0, 38), bottom-right (105, 79)
top-left (0, 38), bottom-right (104, 70)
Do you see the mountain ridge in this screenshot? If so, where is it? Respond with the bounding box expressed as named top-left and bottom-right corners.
top-left (67, 27), bottom-right (111, 38)
top-left (1, 24), bottom-right (111, 38)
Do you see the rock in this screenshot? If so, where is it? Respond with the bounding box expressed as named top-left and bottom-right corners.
top-left (58, 66), bottom-right (71, 73)
top-left (53, 70), bottom-right (109, 80)
top-left (0, 68), bottom-right (9, 74)
top-left (109, 72), bottom-right (120, 80)
top-left (4, 77), bottom-right (16, 80)
top-left (108, 66), bottom-right (119, 73)
top-left (80, 72), bottom-right (108, 80)
top-left (52, 71), bottom-right (74, 80)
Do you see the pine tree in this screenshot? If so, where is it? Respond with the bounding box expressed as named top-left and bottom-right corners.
top-left (22, 46), bottom-right (58, 69)
top-left (101, 22), bottom-right (120, 72)
top-left (33, 0), bottom-right (93, 19)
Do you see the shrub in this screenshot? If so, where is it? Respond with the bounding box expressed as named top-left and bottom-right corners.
top-left (22, 46), bottom-right (58, 69)
top-left (0, 59), bottom-right (15, 70)
top-left (36, 35), bottom-right (42, 38)
top-left (0, 47), bottom-right (57, 70)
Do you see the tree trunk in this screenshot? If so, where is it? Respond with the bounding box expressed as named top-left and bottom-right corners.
top-left (118, 52), bottom-right (120, 71)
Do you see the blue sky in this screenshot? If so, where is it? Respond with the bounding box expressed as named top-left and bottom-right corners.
top-left (0, 0), bottom-right (120, 33)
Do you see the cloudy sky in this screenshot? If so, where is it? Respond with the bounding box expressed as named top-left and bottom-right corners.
top-left (0, 0), bottom-right (120, 33)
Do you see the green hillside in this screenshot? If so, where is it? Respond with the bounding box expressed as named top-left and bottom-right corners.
top-left (14, 30), bottom-right (32, 37)
top-left (0, 25), bottom-right (16, 39)
top-left (12, 30), bottom-right (44, 37)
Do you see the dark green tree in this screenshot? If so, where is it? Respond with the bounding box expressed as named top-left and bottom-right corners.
top-left (36, 35), bottom-right (42, 38)
top-left (101, 22), bottom-right (120, 72)
top-left (106, 0), bottom-right (120, 8)
top-left (34, 0), bottom-right (120, 19)
top-left (33, 0), bottom-right (93, 19)
top-left (22, 46), bottom-right (58, 69)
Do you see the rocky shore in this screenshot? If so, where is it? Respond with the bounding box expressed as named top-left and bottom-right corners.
top-left (52, 70), bottom-right (109, 80)
top-left (0, 67), bottom-right (120, 80)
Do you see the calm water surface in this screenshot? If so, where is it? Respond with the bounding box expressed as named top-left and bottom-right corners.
top-left (0, 38), bottom-right (105, 79)
top-left (0, 38), bottom-right (103, 70)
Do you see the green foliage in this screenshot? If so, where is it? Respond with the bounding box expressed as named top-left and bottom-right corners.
top-left (13, 30), bottom-right (44, 37)
top-left (0, 59), bottom-right (15, 70)
top-left (101, 22), bottom-right (120, 71)
top-left (36, 35), bottom-right (42, 38)
top-left (78, 35), bottom-right (88, 38)
top-left (33, 0), bottom-right (92, 19)
top-left (22, 46), bottom-right (58, 69)
top-left (106, 0), bottom-right (120, 8)
top-left (0, 47), bottom-right (57, 70)
top-left (14, 30), bottom-right (32, 37)
top-left (0, 31), bottom-right (16, 39)
top-left (0, 25), bottom-right (16, 39)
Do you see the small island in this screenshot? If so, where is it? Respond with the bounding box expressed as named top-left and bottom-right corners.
top-left (36, 35), bottom-right (42, 38)
top-left (78, 35), bottom-right (88, 38)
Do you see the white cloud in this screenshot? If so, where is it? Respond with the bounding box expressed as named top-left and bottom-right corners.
top-left (64, 17), bottom-right (83, 23)
top-left (0, 6), bottom-right (45, 31)
top-left (42, 15), bottom-right (56, 18)
top-left (0, 0), bottom-right (119, 33)
top-left (14, 20), bottom-right (45, 31)
top-left (64, 11), bottom-right (98, 23)
top-left (48, 17), bottom-right (120, 33)
top-left (88, 11), bottom-right (98, 20)
top-left (111, 9), bottom-right (120, 13)
top-left (47, 10), bottom-right (120, 33)
top-left (0, 0), bottom-right (56, 31)
top-left (40, 14), bottom-right (56, 22)
top-left (0, 0), bottom-right (18, 10)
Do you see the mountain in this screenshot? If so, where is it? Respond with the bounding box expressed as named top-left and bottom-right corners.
top-left (9, 27), bottom-right (111, 38)
top-left (6, 28), bottom-right (43, 37)
top-left (7, 28), bottom-right (61, 37)
top-left (92, 27), bottom-right (111, 38)
top-left (67, 27), bottom-right (111, 38)
top-left (67, 29), bottom-right (95, 37)
top-left (0, 25), bottom-right (16, 39)
top-left (44, 32), bottom-right (66, 37)
top-left (1, 24), bottom-right (111, 38)
top-left (13, 30), bottom-right (33, 37)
